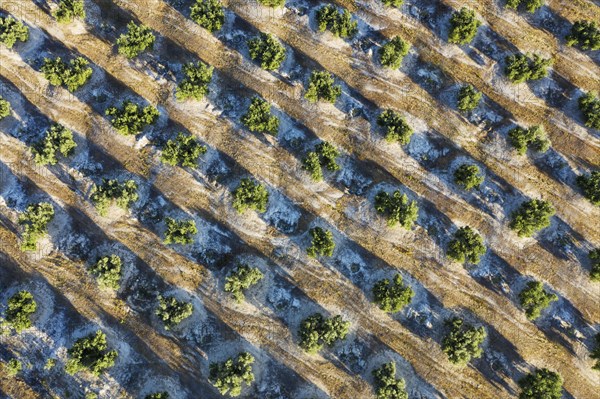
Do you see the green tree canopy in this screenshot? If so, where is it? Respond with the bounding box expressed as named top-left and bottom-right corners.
top-left (232, 178), bottom-right (269, 213)
top-left (578, 91), bottom-right (600, 130)
top-left (302, 151), bottom-right (324, 182)
top-left (519, 281), bottom-right (557, 320)
top-left (315, 5), bottom-right (358, 38)
top-left (41, 56), bottom-right (93, 92)
top-left (374, 190), bottom-right (419, 229)
top-left (145, 393), bottom-right (169, 399)
top-left (32, 123), bottom-right (77, 166)
top-left (448, 8), bottom-right (481, 45)
top-left (457, 84), bottom-right (482, 112)
top-left (566, 20), bottom-right (600, 51)
top-left (307, 227), bottom-right (335, 257)
top-left (175, 62), bottom-right (214, 101)
top-left (90, 255), bottom-right (123, 290)
top-left (577, 171), bottom-right (600, 206)
top-left (518, 368), bottom-right (563, 399)
top-left (505, 53), bottom-right (552, 83)
top-left (190, 0), bottom-right (225, 33)
top-left (372, 274), bottom-right (414, 313)
top-left (372, 362), bottom-right (408, 399)
top-left (105, 100), bottom-right (159, 136)
top-left (18, 202), bottom-right (54, 251)
top-left (590, 333), bottom-right (600, 371)
top-left (298, 313), bottom-right (350, 353)
top-left (91, 179), bottom-right (139, 216)
top-left (0, 16), bottom-right (29, 48)
top-left (258, 0), bottom-right (285, 6)
top-left (590, 249), bottom-right (600, 282)
top-left (65, 330), bottom-right (118, 376)
top-left (377, 109), bottom-right (413, 145)
top-left (161, 132), bottom-right (207, 167)
top-left (224, 264), bottom-right (264, 302)
top-left (506, 0), bottom-right (544, 13)
top-left (0, 96), bottom-right (11, 119)
top-left (209, 352), bottom-right (255, 397)
top-left (156, 295), bottom-right (194, 330)
top-left (508, 125), bottom-right (550, 155)
top-left (454, 164), bottom-right (484, 190)
top-left (381, 0), bottom-right (403, 6)
top-left (54, 0), bottom-right (85, 23)
top-left (116, 21), bottom-right (155, 58)
top-left (379, 37), bottom-right (410, 69)
top-left (248, 33), bottom-right (286, 70)
top-left (241, 97), bottom-right (279, 135)
top-left (305, 70), bottom-right (342, 103)
top-left (5, 291), bottom-right (37, 333)
top-left (164, 217), bottom-right (197, 245)
top-left (441, 318), bottom-right (486, 365)
top-left (509, 199), bottom-right (555, 237)
top-left (447, 226), bottom-right (486, 264)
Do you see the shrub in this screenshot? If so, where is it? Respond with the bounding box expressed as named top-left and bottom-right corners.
top-left (372, 274), bottom-right (414, 313)
top-left (374, 190), bottom-right (418, 229)
top-left (258, 0), bottom-right (285, 6)
top-left (0, 16), bottom-right (29, 48)
top-left (307, 227), bottom-right (335, 257)
top-left (0, 96), bottom-right (10, 119)
top-left (578, 91), bottom-right (600, 130)
top-left (382, 0), bottom-right (403, 6)
top-left (65, 330), bottom-right (118, 376)
top-left (448, 8), bottom-right (481, 45)
top-left (315, 5), bottom-right (358, 38)
top-left (509, 199), bottom-right (555, 237)
top-left (518, 369), bottom-right (563, 399)
top-left (298, 313), bottom-right (350, 353)
top-left (175, 62), bottom-right (213, 101)
top-left (566, 20), bottom-right (600, 51)
top-left (454, 164), bottom-right (484, 190)
top-left (379, 37), bottom-right (410, 69)
top-left (44, 358), bottom-right (56, 370)
top-left (505, 54), bottom-right (552, 83)
top-left (232, 178), bottom-right (269, 213)
top-left (90, 179), bottom-right (138, 216)
top-left (18, 202), bottom-right (54, 251)
top-left (377, 109), bottom-right (413, 145)
top-left (248, 33), bottom-right (286, 70)
top-left (5, 358), bottom-right (21, 377)
top-left (190, 0), bottom-right (225, 33)
top-left (590, 249), bottom-right (600, 282)
top-left (90, 255), bottom-right (123, 290)
top-left (145, 393), bottom-right (169, 399)
top-left (508, 125), bottom-right (550, 155)
top-left (5, 291), bottom-right (37, 332)
top-left (164, 218), bottom-right (197, 245)
top-left (372, 362), bottom-right (408, 399)
top-left (116, 21), bottom-right (155, 58)
top-left (302, 152), bottom-right (323, 182)
top-left (457, 84), bottom-right (482, 112)
top-left (519, 281), bottom-right (557, 320)
top-left (241, 97), bottom-right (279, 135)
top-left (41, 56), bottom-right (93, 92)
top-left (305, 71), bottom-right (342, 103)
top-left (209, 352), bottom-right (255, 397)
top-left (54, 0), bottom-right (85, 23)
top-left (155, 295), bottom-right (193, 330)
top-left (441, 318), bottom-right (486, 365)
top-left (577, 171), bottom-right (600, 206)
top-left (161, 132), bottom-right (207, 167)
top-left (590, 333), bottom-right (600, 371)
top-left (302, 142), bottom-right (341, 181)
top-left (105, 100), bottom-right (159, 136)
top-left (506, 0), bottom-right (544, 13)
top-left (224, 264), bottom-right (264, 303)
top-left (32, 123), bottom-right (77, 166)
top-left (447, 226), bottom-right (486, 264)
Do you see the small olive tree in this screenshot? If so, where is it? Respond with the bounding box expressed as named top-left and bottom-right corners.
top-left (448, 8), bottom-right (481, 45)
top-left (518, 368), bottom-right (563, 399)
top-left (190, 0), bottom-right (225, 33)
top-left (5, 291), bottom-right (37, 333)
top-left (447, 226), bottom-right (486, 264)
top-left (506, 0), bottom-right (544, 13)
top-left (302, 152), bottom-right (323, 181)
top-left (90, 255), bottom-right (123, 290)
top-left (209, 352), bottom-right (255, 397)
top-left (90, 179), bottom-right (138, 216)
top-left (155, 295), bottom-right (193, 330)
top-left (589, 249), bottom-right (600, 282)
top-left (441, 318), bottom-right (486, 365)
top-left (457, 84), bottom-right (482, 112)
top-left (505, 53), bottom-right (552, 83)
top-left (161, 132), bottom-right (207, 167)
top-left (379, 37), bottom-right (410, 69)
top-left (241, 97), bottom-right (279, 135)
top-left (566, 20), bottom-right (600, 51)
top-left (577, 171), bottom-right (600, 206)
top-left (41, 56), bottom-right (93, 92)
top-left (519, 281), bottom-right (557, 320)
top-left (224, 264), bottom-right (264, 302)
top-left (307, 227), bottom-right (335, 257)
top-left (258, 0), bottom-right (285, 6)
top-left (32, 123), bottom-right (77, 166)
top-left (65, 330), bottom-right (118, 376)
top-left (175, 62), bottom-right (214, 101)
top-left (372, 362), bottom-right (408, 399)
top-left (578, 91), bottom-right (600, 130)
top-left (509, 199), bottom-right (555, 237)
top-left (54, 0), bottom-right (85, 23)
top-left (382, 0), bottom-right (403, 6)
top-left (5, 358), bottom-right (21, 377)
top-left (298, 313), bottom-right (350, 353)
top-left (164, 218), bottom-right (197, 245)
top-left (248, 33), bottom-right (286, 70)
top-left (116, 21), bottom-right (155, 58)
top-left (454, 164), bottom-right (484, 190)
top-left (0, 96), bottom-right (11, 119)
top-left (377, 109), bottom-right (413, 145)
top-left (232, 178), bottom-right (269, 214)
top-left (0, 16), bottom-right (29, 48)
top-left (305, 70), bottom-right (342, 103)
top-left (105, 100), bottom-right (159, 136)
top-left (315, 5), bottom-right (358, 38)
top-left (374, 190), bottom-right (418, 229)
top-left (590, 333), bottom-right (600, 371)
top-left (145, 393), bottom-right (169, 399)
top-left (508, 125), bottom-right (550, 155)
top-left (18, 202), bottom-right (54, 251)
top-left (372, 274), bottom-right (414, 313)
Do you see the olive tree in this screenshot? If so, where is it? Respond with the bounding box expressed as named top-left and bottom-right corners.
top-left (307, 227), bottom-right (335, 257)
top-left (519, 281), bottom-right (557, 320)
top-left (566, 20), bottom-right (600, 51)
top-left (0, 96), bottom-right (11, 119)
top-left (305, 70), bottom-right (342, 103)
top-left (175, 62), bottom-right (213, 101)
top-left (18, 202), bottom-right (54, 251)
top-left (381, 0), bottom-right (403, 6)
top-left (379, 37), bottom-right (410, 69)
top-left (54, 0), bottom-right (85, 23)
top-left (155, 295), bottom-right (193, 330)
top-left (209, 352), bottom-right (255, 397)
top-left (0, 16), bottom-right (29, 48)
top-left (5, 358), bottom-right (21, 377)
top-left (505, 53), bottom-right (552, 83)
top-left (248, 33), bottom-right (286, 70)
top-left (145, 393), bottom-right (169, 399)
top-left (224, 264), bottom-right (264, 302)
top-left (372, 362), bottom-right (408, 399)
top-left (116, 21), bottom-right (155, 58)
top-left (441, 318), bottom-right (486, 365)
top-left (457, 84), bottom-right (482, 112)
top-left (590, 249), bottom-right (600, 282)
top-left (302, 142), bottom-right (341, 181)
top-left (5, 291), bottom-right (37, 333)
top-left (258, 0), bottom-right (285, 6)
top-left (518, 369), bottom-right (563, 399)
top-left (298, 313), bottom-right (350, 353)
top-left (161, 132), bottom-right (207, 167)
top-left (448, 8), bottom-right (481, 45)
top-left (32, 123), bottom-right (77, 166)
top-left (65, 330), bottom-right (118, 376)
top-left (105, 100), bottom-right (159, 135)
top-left (377, 109), bottom-right (413, 145)
top-left (90, 255), bottom-right (123, 290)
top-left (241, 97), bottom-right (279, 135)
top-left (232, 178), bottom-right (269, 214)
top-left (374, 190), bottom-right (418, 229)
top-left (41, 56), bottom-right (93, 92)
top-left (590, 333), bottom-right (600, 371)
top-left (509, 199), bottom-right (555, 237)
top-left (90, 179), bottom-right (138, 216)
top-left (454, 164), bottom-right (484, 190)
top-left (577, 171), bottom-right (600, 206)
top-left (447, 226), bottom-right (486, 264)
top-left (164, 217), bottom-right (197, 245)
top-left (190, 0), bottom-right (225, 33)
top-left (315, 5), bottom-right (358, 38)
top-left (372, 274), bottom-right (414, 313)
top-left (508, 125), bottom-right (550, 155)
top-left (578, 91), bottom-right (600, 130)
top-left (506, 0), bottom-right (544, 13)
